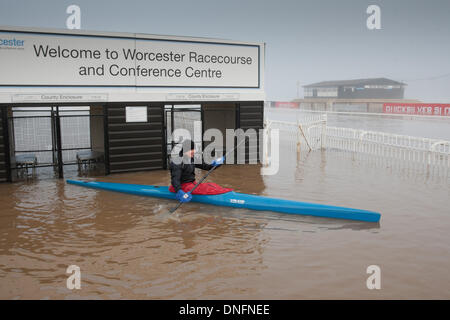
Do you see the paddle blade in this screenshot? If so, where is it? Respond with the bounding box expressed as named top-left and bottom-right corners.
top-left (169, 202), bottom-right (183, 214)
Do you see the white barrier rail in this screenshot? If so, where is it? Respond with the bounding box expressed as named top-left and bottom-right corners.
top-left (265, 114), bottom-right (327, 149)
top-left (265, 115), bottom-right (450, 170)
top-left (265, 106), bottom-right (450, 120)
top-left (325, 127), bottom-right (450, 167)
top-left (263, 114), bottom-right (327, 165)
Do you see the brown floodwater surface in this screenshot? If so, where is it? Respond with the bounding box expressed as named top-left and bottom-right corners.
top-left (0, 148), bottom-right (449, 299)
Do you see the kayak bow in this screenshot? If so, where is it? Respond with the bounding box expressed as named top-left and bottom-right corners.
top-left (66, 180), bottom-right (381, 222)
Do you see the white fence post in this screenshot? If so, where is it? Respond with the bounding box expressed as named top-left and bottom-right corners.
top-left (321, 113), bottom-right (327, 150)
top-left (296, 118), bottom-right (301, 160)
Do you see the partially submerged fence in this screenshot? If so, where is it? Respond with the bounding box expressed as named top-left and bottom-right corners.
top-left (264, 114), bottom-right (327, 159)
top-left (325, 127), bottom-right (450, 167)
top-left (264, 113), bottom-right (450, 177)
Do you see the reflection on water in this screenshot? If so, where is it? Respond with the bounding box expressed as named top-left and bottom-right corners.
top-left (1, 125), bottom-right (450, 299)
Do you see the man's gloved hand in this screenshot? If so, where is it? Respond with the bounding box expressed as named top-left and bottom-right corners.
top-left (211, 156), bottom-right (225, 166)
top-left (176, 190), bottom-right (192, 203)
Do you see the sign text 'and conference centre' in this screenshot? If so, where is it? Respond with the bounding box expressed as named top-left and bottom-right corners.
top-left (0, 30), bottom-right (260, 88)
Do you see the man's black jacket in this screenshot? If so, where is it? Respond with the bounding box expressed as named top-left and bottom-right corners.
top-left (170, 157), bottom-right (215, 192)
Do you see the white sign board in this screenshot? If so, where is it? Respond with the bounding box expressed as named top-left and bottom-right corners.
top-left (126, 106), bottom-right (147, 122)
top-left (11, 93), bottom-right (108, 103)
top-left (165, 93), bottom-right (240, 101)
top-left (0, 30), bottom-right (260, 88)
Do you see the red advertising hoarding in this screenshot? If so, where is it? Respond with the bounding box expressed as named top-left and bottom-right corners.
top-left (383, 103), bottom-right (450, 116)
top-left (274, 101), bottom-right (300, 109)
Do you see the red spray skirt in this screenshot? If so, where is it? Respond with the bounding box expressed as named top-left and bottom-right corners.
top-left (169, 182), bottom-right (233, 195)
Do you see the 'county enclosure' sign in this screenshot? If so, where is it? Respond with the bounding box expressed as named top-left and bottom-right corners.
top-left (0, 30), bottom-right (260, 88)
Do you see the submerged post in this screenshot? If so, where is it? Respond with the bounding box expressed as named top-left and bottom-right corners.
top-left (296, 119), bottom-right (302, 160)
top-left (321, 113), bottom-right (327, 150)
top-left (299, 123), bottom-right (312, 151)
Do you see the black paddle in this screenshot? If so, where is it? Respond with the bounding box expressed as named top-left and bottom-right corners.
top-left (169, 138), bottom-right (246, 214)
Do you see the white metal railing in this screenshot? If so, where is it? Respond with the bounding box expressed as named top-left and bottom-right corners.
top-left (263, 114), bottom-right (327, 166)
top-left (265, 115), bottom-right (450, 171)
top-left (265, 113), bottom-right (327, 150)
top-left (265, 105), bottom-right (450, 120)
top-left (325, 126), bottom-right (450, 167)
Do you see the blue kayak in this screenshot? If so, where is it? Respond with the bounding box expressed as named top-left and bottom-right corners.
top-left (66, 180), bottom-right (381, 222)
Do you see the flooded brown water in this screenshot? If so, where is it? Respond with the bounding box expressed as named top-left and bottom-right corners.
top-left (0, 147), bottom-right (449, 299)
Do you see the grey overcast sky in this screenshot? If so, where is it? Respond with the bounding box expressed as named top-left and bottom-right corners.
top-left (1, 0), bottom-right (450, 102)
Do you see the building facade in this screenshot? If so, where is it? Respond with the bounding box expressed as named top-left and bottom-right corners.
top-left (303, 78), bottom-right (406, 99)
top-left (0, 26), bottom-right (265, 182)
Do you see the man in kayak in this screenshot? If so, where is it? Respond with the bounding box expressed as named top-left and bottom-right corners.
top-left (169, 139), bottom-right (231, 203)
